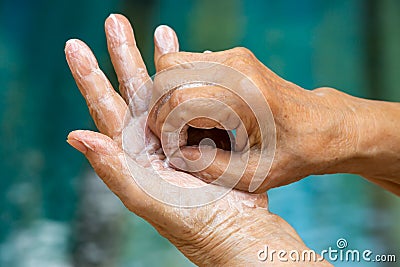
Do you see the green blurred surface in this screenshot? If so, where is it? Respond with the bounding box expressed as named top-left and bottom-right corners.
top-left (0, 0), bottom-right (399, 266)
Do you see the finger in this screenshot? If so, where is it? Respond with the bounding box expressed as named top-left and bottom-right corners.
top-left (155, 47), bottom-right (243, 73)
top-left (65, 39), bottom-right (128, 140)
top-left (170, 146), bottom-right (269, 193)
top-left (154, 25), bottom-right (179, 71)
top-left (67, 130), bottom-right (156, 214)
top-left (149, 85), bottom-right (257, 150)
top-left (105, 14), bottom-right (151, 116)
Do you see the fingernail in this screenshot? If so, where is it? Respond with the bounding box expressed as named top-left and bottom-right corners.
top-left (65, 39), bottom-right (79, 54)
top-left (106, 14), bottom-right (121, 34)
top-left (65, 39), bottom-right (97, 77)
top-left (106, 14), bottom-right (130, 47)
top-left (169, 156), bottom-right (187, 170)
top-left (67, 139), bottom-right (88, 154)
top-left (154, 25), bottom-right (177, 55)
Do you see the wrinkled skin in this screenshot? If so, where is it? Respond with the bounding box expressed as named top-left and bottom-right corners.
top-left (148, 47), bottom-right (350, 192)
top-left (148, 41), bottom-right (400, 194)
top-left (66, 11), bottom-right (400, 265)
top-left (65, 14), bottom-right (332, 266)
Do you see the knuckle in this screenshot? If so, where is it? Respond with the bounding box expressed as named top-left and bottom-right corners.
top-left (223, 47), bottom-right (256, 70)
top-left (169, 90), bottom-right (182, 109)
top-left (157, 52), bottom-right (180, 71)
top-left (169, 89), bottom-right (188, 109)
top-left (232, 46), bottom-right (252, 56)
top-left (313, 87), bottom-right (337, 96)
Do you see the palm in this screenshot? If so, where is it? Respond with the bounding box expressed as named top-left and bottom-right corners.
top-left (65, 11), bottom-right (269, 227)
top-left (124, 102), bottom-right (269, 200)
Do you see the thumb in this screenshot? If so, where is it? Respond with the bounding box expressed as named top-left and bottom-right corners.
top-left (169, 146), bottom-right (268, 193)
top-left (67, 130), bottom-right (151, 213)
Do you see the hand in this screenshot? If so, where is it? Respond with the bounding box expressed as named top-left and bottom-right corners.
top-left (147, 45), bottom-right (363, 193)
top-left (65, 14), bottom-right (330, 266)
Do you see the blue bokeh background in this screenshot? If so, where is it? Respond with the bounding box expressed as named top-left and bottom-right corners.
top-left (0, 0), bottom-right (399, 266)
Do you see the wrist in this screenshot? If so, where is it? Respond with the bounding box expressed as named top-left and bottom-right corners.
top-left (174, 206), bottom-right (327, 266)
top-left (221, 210), bottom-right (331, 266)
top-left (341, 99), bottom-right (400, 182)
top-left (310, 87), bottom-right (368, 175)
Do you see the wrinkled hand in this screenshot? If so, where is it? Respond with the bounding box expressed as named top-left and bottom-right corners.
top-left (65, 14), bottom-right (329, 266)
top-left (148, 44), bottom-right (360, 193)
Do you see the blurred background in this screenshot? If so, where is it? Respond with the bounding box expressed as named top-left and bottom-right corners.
top-left (0, 0), bottom-right (399, 266)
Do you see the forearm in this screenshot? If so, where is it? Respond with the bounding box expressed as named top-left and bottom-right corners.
top-left (316, 88), bottom-right (400, 194)
top-left (346, 98), bottom-right (400, 193)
